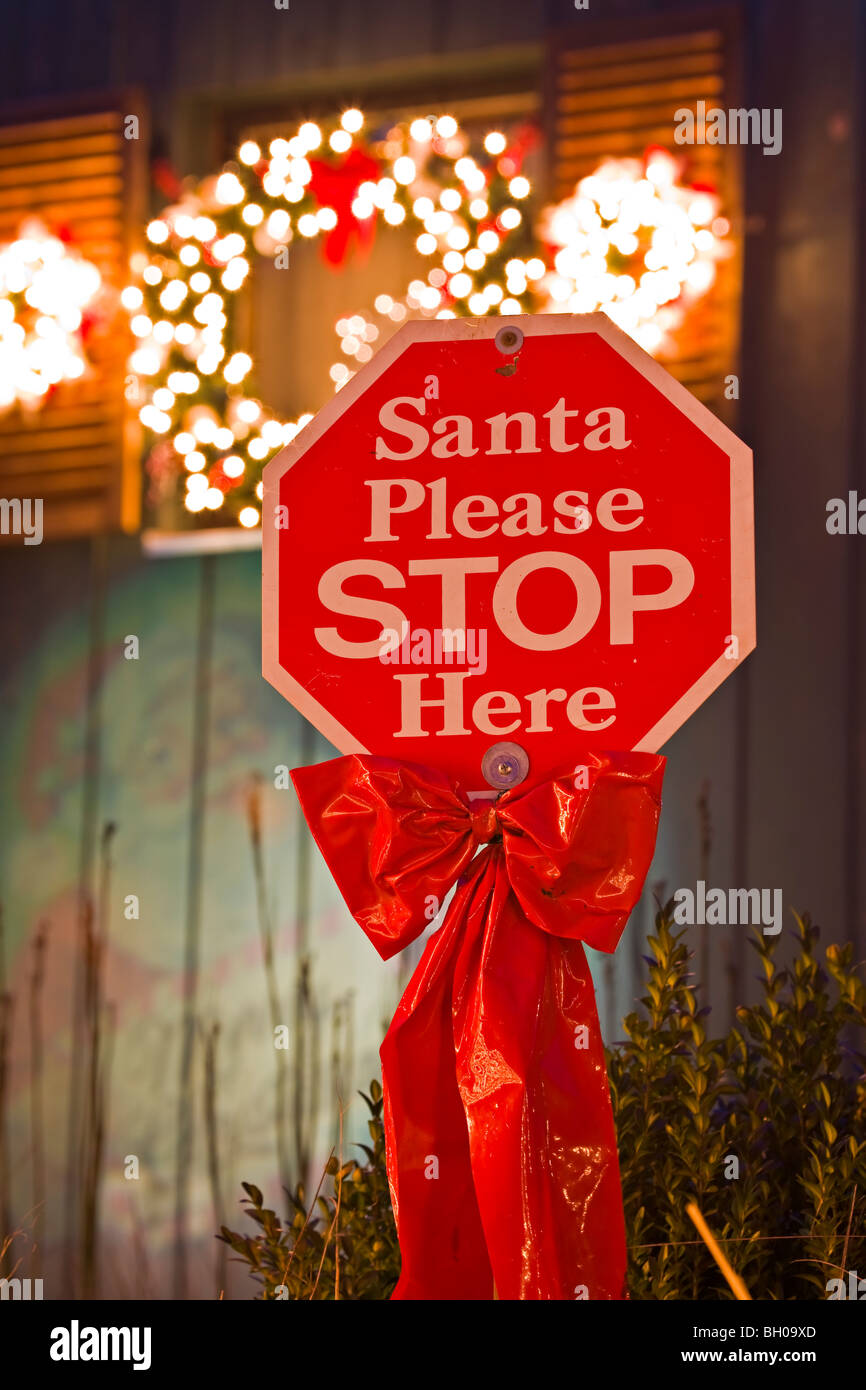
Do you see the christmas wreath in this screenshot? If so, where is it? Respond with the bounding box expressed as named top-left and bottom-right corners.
top-left (0, 220), bottom-right (102, 413)
top-left (122, 112), bottom-right (728, 529)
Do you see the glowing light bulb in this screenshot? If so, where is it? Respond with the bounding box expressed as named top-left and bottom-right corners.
top-left (267, 210), bottom-right (291, 241)
top-left (393, 156), bottom-right (416, 185)
top-left (215, 172), bottom-right (245, 205)
top-left (224, 352), bottom-right (252, 383)
top-left (688, 194), bottom-right (714, 226)
top-left (646, 153), bottom-right (676, 187)
top-left (212, 233), bottom-right (246, 264)
top-left (193, 217), bottom-right (217, 242)
top-left (192, 415), bottom-right (217, 443)
top-left (159, 281), bottom-right (186, 311)
top-left (299, 123), bottom-right (322, 151)
top-left (130, 348), bottom-right (160, 374)
top-left (374, 177), bottom-right (396, 207)
top-left (139, 405), bottom-right (171, 431)
top-left (261, 419), bottom-right (284, 448)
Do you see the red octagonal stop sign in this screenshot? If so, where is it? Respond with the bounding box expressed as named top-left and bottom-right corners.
top-left (263, 314), bottom-right (755, 791)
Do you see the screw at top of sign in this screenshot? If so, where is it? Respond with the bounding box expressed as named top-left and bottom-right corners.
top-left (495, 325), bottom-right (523, 354)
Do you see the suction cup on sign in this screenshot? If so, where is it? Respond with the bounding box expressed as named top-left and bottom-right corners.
top-left (481, 741), bottom-right (530, 791)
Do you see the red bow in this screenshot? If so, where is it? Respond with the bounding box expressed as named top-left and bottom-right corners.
top-left (306, 147), bottom-right (382, 266)
top-left (495, 120), bottom-right (540, 180)
top-left (292, 749), bottom-right (665, 1300)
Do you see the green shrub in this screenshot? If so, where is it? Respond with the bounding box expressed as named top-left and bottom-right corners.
top-left (612, 907), bottom-right (866, 1299)
top-left (218, 1081), bottom-right (399, 1299)
top-left (221, 907), bottom-right (866, 1299)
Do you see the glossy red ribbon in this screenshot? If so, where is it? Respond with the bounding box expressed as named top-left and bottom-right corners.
top-left (292, 749), bottom-right (665, 1300)
top-left (306, 147), bottom-right (382, 266)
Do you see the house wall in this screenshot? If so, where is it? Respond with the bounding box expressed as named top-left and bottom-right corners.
top-left (0, 0), bottom-right (863, 1296)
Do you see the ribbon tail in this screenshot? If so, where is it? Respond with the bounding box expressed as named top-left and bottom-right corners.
top-left (454, 854), bottom-right (627, 1300)
top-left (382, 879), bottom-right (493, 1300)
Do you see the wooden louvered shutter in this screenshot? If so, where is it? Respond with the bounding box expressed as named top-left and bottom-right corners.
top-left (0, 103), bottom-right (145, 541)
top-left (547, 16), bottom-right (743, 415)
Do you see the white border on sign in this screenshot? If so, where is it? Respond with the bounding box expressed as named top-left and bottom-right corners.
top-left (261, 312), bottom-right (756, 757)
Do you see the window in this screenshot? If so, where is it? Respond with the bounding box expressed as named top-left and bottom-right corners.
top-left (547, 11), bottom-right (743, 415)
top-left (0, 99), bottom-right (145, 541)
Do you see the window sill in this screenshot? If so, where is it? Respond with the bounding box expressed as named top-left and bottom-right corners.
top-left (141, 527), bottom-right (262, 558)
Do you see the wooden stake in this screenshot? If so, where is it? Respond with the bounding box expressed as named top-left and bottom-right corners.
top-left (686, 1201), bottom-right (752, 1300)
